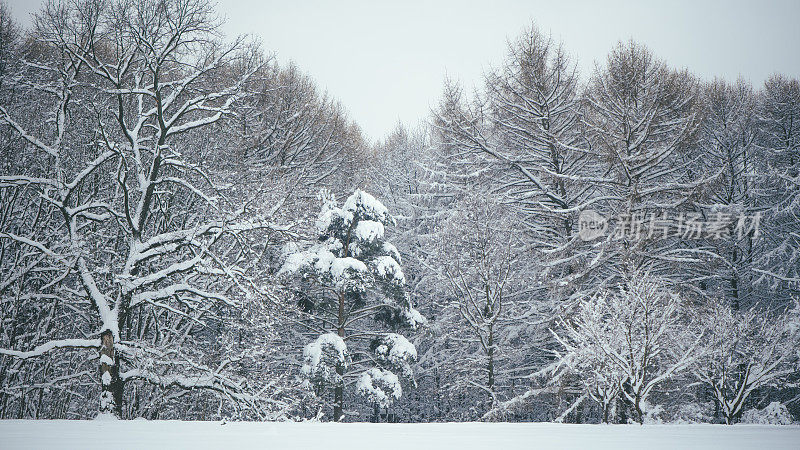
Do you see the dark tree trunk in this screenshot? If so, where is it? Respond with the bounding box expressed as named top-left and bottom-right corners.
top-left (99, 330), bottom-right (122, 418)
top-left (487, 325), bottom-right (495, 410)
top-left (618, 382), bottom-right (633, 424)
top-left (334, 292), bottom-right (346, 422)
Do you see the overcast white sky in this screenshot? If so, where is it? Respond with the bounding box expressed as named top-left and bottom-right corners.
top-left (8, 0), bottom-right (800, 142)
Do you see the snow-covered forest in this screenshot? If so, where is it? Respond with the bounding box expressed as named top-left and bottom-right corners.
top-left (0, 0), bottom-right (798, 427)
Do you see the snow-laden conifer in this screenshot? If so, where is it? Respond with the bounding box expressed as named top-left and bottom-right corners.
top-left (280, 189), bottom-right (424, 421)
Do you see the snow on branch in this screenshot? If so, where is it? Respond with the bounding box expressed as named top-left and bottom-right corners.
top-left (0, 339), bottom-right (100, 360)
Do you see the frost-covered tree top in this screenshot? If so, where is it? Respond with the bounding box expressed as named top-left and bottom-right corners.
top-left (317, 189), bottom-right (393, 237)
top-left (278, 189), bottom-right (424, 420)
top-left (280, 189), bottom-right (425, 329)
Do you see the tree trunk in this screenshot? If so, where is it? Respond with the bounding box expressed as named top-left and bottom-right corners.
top-left (487, 325), bottom-right (495, 410)
top-left (634, 395), bottom-right (643, 424)
top-left (333, 381), bottom-right (343, 422)
top-left (333, 292), bottom-right (346, 422)
top-left (99, 330), bottom-right (122, 418)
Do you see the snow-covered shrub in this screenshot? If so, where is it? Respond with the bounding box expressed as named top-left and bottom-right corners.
top-left (741, 402), bottom-right (794, 425)
top-left (640, 400), bottom-right (665, 424)
top-left (668, 402), bottom-right (715, 424)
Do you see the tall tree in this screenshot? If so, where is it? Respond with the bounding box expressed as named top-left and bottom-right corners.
top-left (695, 79), bottom-right (761, 310)
top-left (0, 0), bottom-right (288, 419)
top-left (437, 194), bottom-right (536, 414)
top-left (756, 75), bottom-right (800, 303)
top-left (280, 189), bottom-right (423, 421)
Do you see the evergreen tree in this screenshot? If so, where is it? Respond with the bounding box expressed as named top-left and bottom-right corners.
top-left (280, 189), bottom-right (424, 421)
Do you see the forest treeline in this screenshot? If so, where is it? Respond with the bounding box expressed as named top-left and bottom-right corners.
top-left (0, 0), bottom-right (798, 425)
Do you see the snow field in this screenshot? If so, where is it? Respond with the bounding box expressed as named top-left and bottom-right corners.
top-left (1, 421), bottom-right (799, 450)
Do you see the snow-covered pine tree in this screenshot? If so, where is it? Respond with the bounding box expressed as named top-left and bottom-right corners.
top-left (280, 189), bottom-right (424, 421)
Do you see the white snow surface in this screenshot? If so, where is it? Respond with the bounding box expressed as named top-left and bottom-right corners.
top-left (342, 189), bottom-right (389, 224)
top-left (302, 333), bottom-right (347, 376)
top-left (329, 257), bottom-right (368, 279)
top-left (315, 206), bottom-right (353, 233)
top-left (354, 220), bottom-right (385, 242)
top-left (377, 333), bottom-right (417, 362)
top-left (382, 241), bottom-right (401, 263)
top-left (279, 244), bottom-right (368, 285)
top-left (373, 255), bottom-right (405, 283)
top-left (1, 421), bottom-right (798, 449)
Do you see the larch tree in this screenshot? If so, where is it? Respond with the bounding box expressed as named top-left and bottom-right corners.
top-left (437, 193), bottom-right (536, 414)
top-left (429, 26), bottom-right (589, 419)
top-left (695, 79), bottom-right (762, 310)
top-left (756, 75), bottom-right (800, 304)
top-left (580, 41), bottom-right (711, 289)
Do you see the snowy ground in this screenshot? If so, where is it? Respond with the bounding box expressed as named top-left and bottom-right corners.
top-left (1, 420), bottom-right (798, 449)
